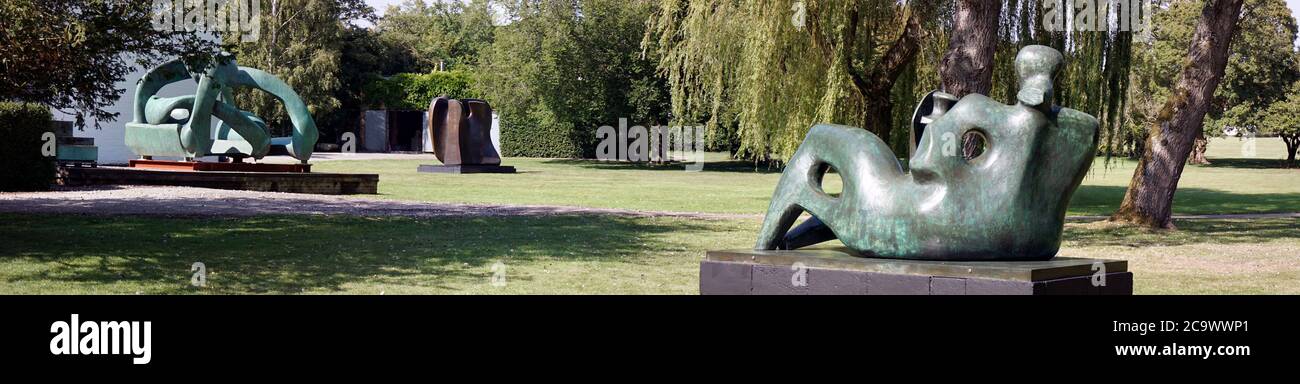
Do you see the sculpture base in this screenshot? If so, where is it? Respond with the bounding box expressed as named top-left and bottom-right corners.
top-left (58, 166), bottom-right (378, 195)
top-left (130, 159), bottom-right (311, 173)
top-left (701, 248), bottom-right (1132, 295)
top-left (417, 164), bottom-right (516, 174)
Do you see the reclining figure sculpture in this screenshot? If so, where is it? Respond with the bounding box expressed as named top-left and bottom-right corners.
top-left (756, 45), bottom-right (1098, 261)
top-left (125, 54), bottom-right (318, 163)
top-left (427, 97), bottom-right (501, 166)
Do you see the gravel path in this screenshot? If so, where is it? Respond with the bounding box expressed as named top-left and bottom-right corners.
top-left (0, 185), bottom-right (756, 220)
top-left (1, 185), bottom-right (1296, 221)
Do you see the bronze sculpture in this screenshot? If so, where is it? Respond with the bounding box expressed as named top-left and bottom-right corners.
top-left (427, 97), bottom-right (501, 166)
top-left (125, 53), bottom-right (318, 164)
top-left (755, 45), bottom-right (1098, 261)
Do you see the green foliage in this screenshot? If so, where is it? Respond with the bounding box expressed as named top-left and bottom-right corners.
top-left (1209, 0), bottom-right (1300, 132)
top-left (477, 0), bottom-right (668, 158)
top-left (364, 71), bottom-right (479, 110)
top-left (226, 0), bottom-right (374, 138)
top-left (1261, 81), bottom-right (1300, 164)
top-left (0, 0), bottom-right (217, 129)
top-left (498, 105), bottom-right (585, 158)
top-left (647, 0), bottom-right (912, 162)
top-left (375, 0), bottom-right (497, 72)
top-left (649, 0), bottom-right (1133, 162)
top-left (0, 102), bottom-right (55, 191)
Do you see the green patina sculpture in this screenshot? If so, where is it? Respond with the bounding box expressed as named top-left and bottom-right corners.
top-left (756, 45), bottom-right (1098, 261)
top-left (125, 54), bottom-right (318, 163)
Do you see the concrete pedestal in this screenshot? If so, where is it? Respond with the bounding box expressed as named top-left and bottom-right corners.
top-left (58, 166), bottom-right (378, 195)
top-left (701, 248), bottom-right (1132, 295)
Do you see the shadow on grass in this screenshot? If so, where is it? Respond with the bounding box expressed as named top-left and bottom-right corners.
top-left (539, 158), bottom-right (784, 174)
top-left (1197, 158), bottom-right (1296, 169)
top-left (1066, 185), bottom-right (1300, 216)
top-left (0, 213), bottom-right (720, 294)
top-left (1064, 218), bottom-right (1300, 248)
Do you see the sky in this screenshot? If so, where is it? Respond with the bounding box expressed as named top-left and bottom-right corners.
top-left (366, 0), bottom-right (406, 17)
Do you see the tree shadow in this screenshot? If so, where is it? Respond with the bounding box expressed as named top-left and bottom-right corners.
top-left (1197, 158), bottom-right (1295, 169)
top-left (539, 158), bottom-right (784, 174)
top-left (1066, 185), bottom-right (1300, 216)
top-left (1064, 218), bottom-right (1300, 248)
top-left (0, 213), bottom-right (723, 294)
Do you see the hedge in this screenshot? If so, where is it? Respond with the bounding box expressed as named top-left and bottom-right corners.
top-left (0, 102), bottom-right (55, 191)
top-left (498, 105), bottom-right (585, 158)
top-left (364, 70), bottom-right (479, 110)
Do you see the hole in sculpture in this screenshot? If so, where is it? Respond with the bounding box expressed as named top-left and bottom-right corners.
top-left (170, 108), bottom-right (191, 122)
top-left (816, 165), bottom-right (843, 197)
top-left (962, 130), bottom-right (987, 161)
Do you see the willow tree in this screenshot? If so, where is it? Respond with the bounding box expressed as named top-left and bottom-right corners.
top-left (645, 0), bottom-right (944, 161)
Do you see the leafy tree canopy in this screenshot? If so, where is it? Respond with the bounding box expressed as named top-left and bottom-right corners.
top-left (0, 0), bottom-right (219, 129)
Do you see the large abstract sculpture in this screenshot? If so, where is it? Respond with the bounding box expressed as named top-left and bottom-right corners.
top-left (427, 97), bottom-right (500, 165)
top-left (419, 97), bottom-right (513, 173)
top-left (125, 54), bottom-right (318, 164)
top-left (755, 45), bottom-right (1098, 261)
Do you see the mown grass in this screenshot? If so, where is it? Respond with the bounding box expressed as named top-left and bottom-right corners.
top-left (313, 137), bottom-right (1300, 216)
top-left (0, 213), bottom-right (755, 294)
top-left (2, 213), bottom-right (1297, 294)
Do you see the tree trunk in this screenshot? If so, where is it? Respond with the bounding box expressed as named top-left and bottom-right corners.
top-left (1188, 133), bottom-right (1211, 165)
top-left (844, 3), bottom-right (932, 145)
top-left (1111, 0), bottom-right (1244, 229)
top-left (940, 0), bottom-right (1002, 97)
top-left (1284, 134), bottom-right (1299, 168)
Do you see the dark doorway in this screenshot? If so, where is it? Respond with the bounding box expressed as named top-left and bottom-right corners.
top-left (387, 110), bottom-right (424, 152)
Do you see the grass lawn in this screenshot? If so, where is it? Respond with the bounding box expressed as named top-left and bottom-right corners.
top-left (2, 138), bottom-right (1296, 295)
top-left (2, 213), bottom-right (1297, 294)
top-left (313, 137), bottom-right (1300, 216)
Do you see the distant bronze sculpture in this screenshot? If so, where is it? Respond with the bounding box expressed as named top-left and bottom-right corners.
top-left (427, 97), bottom-right (500, 166)
top-left (756, 45), bottom-right (1098, 261)
top-left (125, 53), bottom-right (318, 164)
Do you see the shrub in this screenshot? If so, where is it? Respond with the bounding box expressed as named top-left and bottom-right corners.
top-left (0, 102), bottom-right (55, 191)
top-left (499, 105), bottom-right (584, 158)
top-left (363, 70), bottom-right (479, 110)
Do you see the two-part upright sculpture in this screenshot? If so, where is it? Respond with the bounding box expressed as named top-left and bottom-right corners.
top-left (756, 45), bottom-right (1099, 261)
top-left (418, 97), bottom-right (515, 174)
